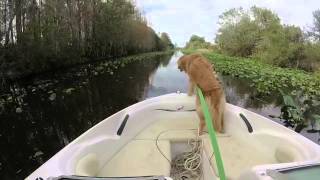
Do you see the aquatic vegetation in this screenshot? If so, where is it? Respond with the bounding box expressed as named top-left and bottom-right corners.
top-left (0, 51), bottom-right (174, 112)
top-left (269, 90), bottom-right (320, 132)
top-left (184, 50), bottom-right (320, 132)
top-left (15, 107), bottom-right (23, 113)
top-left (202, 52), bottom-right (320, 96)
top-left (271, 90), bottom-right (306, 132)
top-left (91, 51), bottom-right (173, 76)
top-left (48, 93), bottom-right (56, 101)
top-left (0, 99), bottom-right (4, 113)
top-left (64, 88), bottom-right (76, 95)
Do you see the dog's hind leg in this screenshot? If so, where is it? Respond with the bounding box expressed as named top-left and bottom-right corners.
top-left (212, 105), bottom-right (222, 133)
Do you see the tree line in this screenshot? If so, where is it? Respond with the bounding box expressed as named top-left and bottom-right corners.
top-left (185, 35), bottom-right (213, 50)
top-left (215, 7), bottom-right (320, 71)
top-left (0, 0), bottom-right (173, 79)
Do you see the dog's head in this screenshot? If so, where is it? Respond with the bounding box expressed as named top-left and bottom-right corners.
top-left (177, 54), bottom-right (200, 72)
top-left (177, 55), bottom-right (188, 72)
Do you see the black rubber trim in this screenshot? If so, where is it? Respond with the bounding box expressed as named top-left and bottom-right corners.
top-left (239, 113), bottom-right (253, 133)
top-left (155, 108), bottom-right (196, 112)
top-left (117, 114), bottom-right (129, 136)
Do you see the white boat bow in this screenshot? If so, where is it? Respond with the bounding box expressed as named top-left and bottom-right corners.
top-left (26, 93), bottom-right (320, 180)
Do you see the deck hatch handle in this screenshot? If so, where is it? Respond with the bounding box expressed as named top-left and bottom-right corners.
top-left (239, 113), bottom-right (253, 133)
top-left (117, 114), bottom-right (129, 136)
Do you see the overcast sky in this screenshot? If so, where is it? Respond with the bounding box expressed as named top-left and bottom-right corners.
top-left (135, 0), bottom-right (320, 47)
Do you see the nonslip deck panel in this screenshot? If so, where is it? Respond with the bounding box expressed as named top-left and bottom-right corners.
top-left (97, 140), bottom-right (171, 177)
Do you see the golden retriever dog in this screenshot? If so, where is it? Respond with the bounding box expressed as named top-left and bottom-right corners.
top-left (177, 54), bottom-right (225, 134)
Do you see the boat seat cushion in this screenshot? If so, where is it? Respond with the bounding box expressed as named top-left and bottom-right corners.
top-left (75, 153), bottom-right (99, 176)
top-left (202, 134), bottom-right (277, 179)
top-left (275, 145), bottom-right (303, 163)
top-left (97, 140), bottom-right (171, 177)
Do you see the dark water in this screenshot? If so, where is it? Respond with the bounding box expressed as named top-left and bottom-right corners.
top-left (0, 51), bottom-right (319, 179)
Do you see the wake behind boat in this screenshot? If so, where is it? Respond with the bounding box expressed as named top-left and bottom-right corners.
top-left (26, 93), bottom-right (320, 180)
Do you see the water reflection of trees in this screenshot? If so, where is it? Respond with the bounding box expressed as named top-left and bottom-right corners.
top-left (158, 53), bottom-right (172, 67)
top-left (0, 54), bottom-right (171, 179)
top-left (220, 75), bottom-right (281, 109)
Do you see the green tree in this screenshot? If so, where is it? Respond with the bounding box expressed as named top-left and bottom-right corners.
top-left (0, 0), bottom-right (168, 79)
top-left (185, 35), bottom-right (212, 49)
top-left (309, 10), bottom-right (320, 41)
top-left (215, 6), bottom-right (315, 69)
top-left (216, 13), bottom-right (260, 57)
top-left (255, 25), bottom-right (304, 67)
top-left (160, 32), bottom-right (174, 49)
top-left (303, 43), bottom-right (320, 71)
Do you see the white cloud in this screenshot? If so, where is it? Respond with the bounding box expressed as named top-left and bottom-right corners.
top-left (135, 0), bottom-right (320, 47)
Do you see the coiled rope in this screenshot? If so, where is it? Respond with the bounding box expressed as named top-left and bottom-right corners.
top-left (170, 139), bottom-right (203, 180)
top-left (155, 129), bottom-right (203, 180)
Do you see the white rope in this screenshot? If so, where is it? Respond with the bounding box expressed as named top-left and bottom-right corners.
top-left (171, 138), bottom-right (203, 180)
top-left (155, 129), bottom-right (203, 180)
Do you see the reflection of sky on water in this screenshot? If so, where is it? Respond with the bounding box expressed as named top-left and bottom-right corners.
top-left (145, 51), bottom-right (188, 98)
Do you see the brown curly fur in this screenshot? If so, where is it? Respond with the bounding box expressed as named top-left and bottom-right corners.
top-left (178, 54), bottom-right (225, 134)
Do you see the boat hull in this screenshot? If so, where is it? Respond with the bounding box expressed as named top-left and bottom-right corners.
top-left (26, 93), bottom-right (320, 180)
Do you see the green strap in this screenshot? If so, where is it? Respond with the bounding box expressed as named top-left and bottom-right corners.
top-left (196, 87), bottom-right (226, 180)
